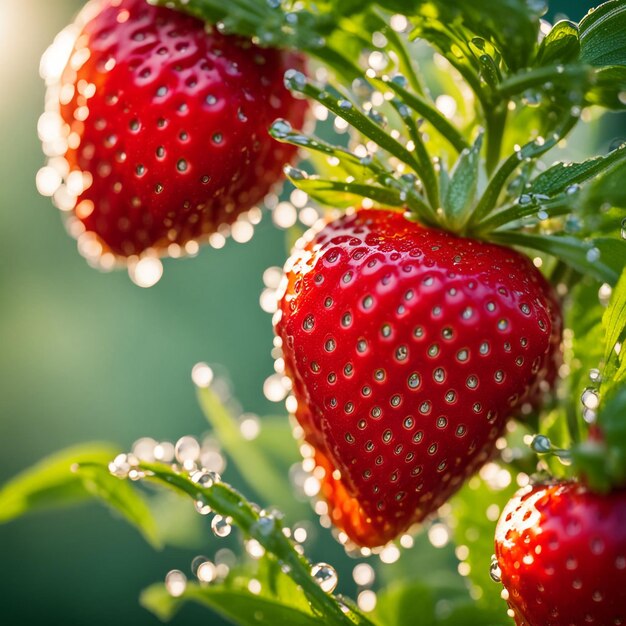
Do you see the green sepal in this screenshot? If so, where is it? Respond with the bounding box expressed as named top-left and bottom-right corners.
top-left (530, 143), bottom-right (626, 196)
top-left (489, 232), bottom-right (621, 284)
top-left (443, 132), bottom-right (483, 230)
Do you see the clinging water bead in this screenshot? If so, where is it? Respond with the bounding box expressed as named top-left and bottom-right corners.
top-left (38, 0), bottom-right (307, 266)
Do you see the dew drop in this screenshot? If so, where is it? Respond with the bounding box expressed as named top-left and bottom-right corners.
top-left (190, 469), bottom-right (218, 489)
top-left (490, 557), bottom-right (502, 583)
top-left (586, 247), bottom-right (600, 262)
top-left (211, 515), bottom-right (232, 537)
top-left (581, 388), bottom-right (600, 410)
top-left (311, 563), bottom-right (338, 593)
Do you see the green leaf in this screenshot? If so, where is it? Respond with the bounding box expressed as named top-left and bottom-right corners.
top-left (583, 155), bottom-right (626, 210)
top-left (74, 463), bottom-right (161, 547)
top-left (0, 444), bottom-right (161, 547)
top-left (0, 443), bottom-right (118, 523)
top-left (602, 270), bottom-right (626, 389)
top-left (530, 143), bottom-right (626, 196)
top-left (489, 232), bottom-right (621, 285)
top-left (443, 132), bottom-right (483, 229)
top-left (141, 583), bottom-right (323, 626)
top-left (579, 0), bottom-right (626, 67)
top-left (535, 20), bottom-right (580, 66)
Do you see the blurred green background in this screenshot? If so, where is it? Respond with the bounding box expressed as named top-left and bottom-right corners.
top-left (0, 1), bottom-right (609, 625)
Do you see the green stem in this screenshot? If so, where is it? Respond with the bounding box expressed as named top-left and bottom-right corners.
top-left (389, 99), bottom-right (439, 208)
top-left (468, 116), bottom-right (578, 229)
top-left (485, 104), bottom-right (508, 176)
top-left (137, 462), bottom-right (373, 626)
top-left (474, 196), bottom-right (571, 233)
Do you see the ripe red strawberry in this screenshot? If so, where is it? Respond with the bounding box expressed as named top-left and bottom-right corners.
top-left (274, 209), bottom-right (562, 547)
top-left (495, 482), bottom-right (626, 626)
top-left (39, 0), bottom-right (307, 260)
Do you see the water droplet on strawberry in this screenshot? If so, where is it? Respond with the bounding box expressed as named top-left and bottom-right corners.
top-left (490, 556), bottom-right (502, 583)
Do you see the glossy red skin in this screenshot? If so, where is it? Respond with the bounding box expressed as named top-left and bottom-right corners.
top-left (495, 482), bottom-right (626, 626)
top-left (54, 0), bottom-right (306, 257)
top-left (275, 209), bottom-right (562, 547)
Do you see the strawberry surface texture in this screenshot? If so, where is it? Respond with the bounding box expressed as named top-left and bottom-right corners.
top-left (495, 482), bottom-right (626, 626)
top-left (275, 209), bottom-right (562, 547)
top-left (43, 0), bottom-right (307, 259)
